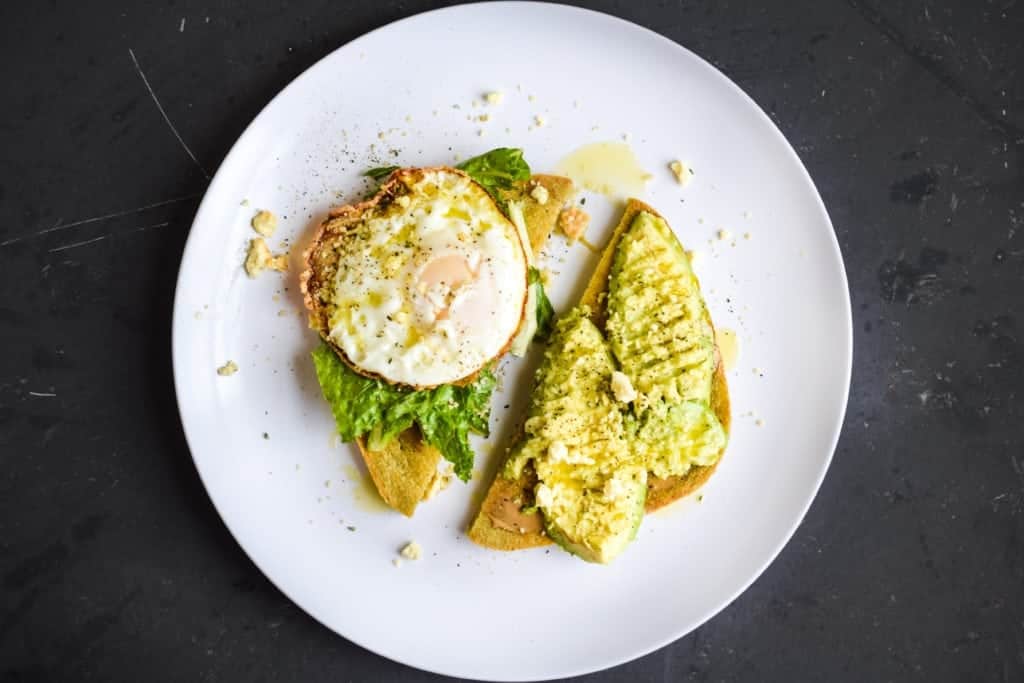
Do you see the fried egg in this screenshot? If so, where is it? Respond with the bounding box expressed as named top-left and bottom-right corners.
top-left (308, 167), bottom-right (529, 388)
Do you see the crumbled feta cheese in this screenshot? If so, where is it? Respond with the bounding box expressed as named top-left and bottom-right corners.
top-left (603, 475), bottom-right (628, 501)
top-left (216, 360), bottom-right (238, 376)
top-left (251, 209), bottom-right (278, 237)
top-left (547, 440), bottom-right (593, 465)
top-left (558, 207), bottom-right (590, 242)
top-left (244, 238), bottom-right (288, 277)
top-left (548, 440), bottom-right (569, 462)
top-left (717, 228), bottom-right (732, 241)
top-left (396, 195), bottom-right (411, 208)
top-left (535, 483), bottom-right (554, 510)
top-left (669, 160), bottom-right (692, 187)
top-left (484, 91), bottom-right (503, 105)
top-left (610, 371), bottom-right (637, 403)
top-left (529, 183), bottom-right (550, 205)
top-left (423, 464), bottom-right (453, 501)
top-left (400, 541), bottom-right (422, 561)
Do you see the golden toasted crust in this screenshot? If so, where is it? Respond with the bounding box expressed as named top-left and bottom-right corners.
top-left (468, 198), bottom-right (731, 549)
top-left (514, 175), bottom-right (576, 256)
top-left (300, 166), bottom-right (527, 391)
top-left (356, 427), bottom-right (439, 516)
top-left (308, 172), bottom-right (576, 517)
top-left (467, 465), bottom-right (549, 550)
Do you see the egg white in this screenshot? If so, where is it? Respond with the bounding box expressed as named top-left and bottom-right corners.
top-left (325, 168), bottom-right (528, 387)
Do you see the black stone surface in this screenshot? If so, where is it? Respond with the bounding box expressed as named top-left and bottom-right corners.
top-left (1, 1), bottom-right (1022, 681)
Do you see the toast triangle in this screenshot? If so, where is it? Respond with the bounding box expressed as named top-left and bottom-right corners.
top-left (468, 198), bottom-right (731, 549)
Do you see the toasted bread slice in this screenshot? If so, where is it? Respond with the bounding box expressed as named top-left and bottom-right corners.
top-left (468, 198), bottom-right (731, 549)
top-left (349, 174), bottom-right (575, 516)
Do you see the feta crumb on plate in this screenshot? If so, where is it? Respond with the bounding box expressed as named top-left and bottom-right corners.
top-left (400, 541), bottom-right (422, 561)
top-left (558, 207), bottom-right (590, 242)
top-left (669, 160), bottom-right (693, 187)
top-left (216, 360), bottom-right (238, 376)
top-left (251, 209), bottom-right (278, 237)
top-left (244, 238), bottom-right (288, 277)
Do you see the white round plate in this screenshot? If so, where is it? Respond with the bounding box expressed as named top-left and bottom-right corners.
top-left (172, 3), bottom-right (852, 680)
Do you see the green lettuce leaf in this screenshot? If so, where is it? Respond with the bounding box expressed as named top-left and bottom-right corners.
top-left (362, 150), bottom-right (531, 211)
top-left (361, 166), bottom-right (400, 199)
top-left (310, 343), bottom-right (495, 481)
top-left (311, 344), bottom-right (387, 442)
top-left (528, 267), bottom-right (555, 341)
top-left (455, 370), bottom-right (497, 436)
top-left (457, 148), bottom-right (531, 206)
top-left (363, 165), bottom-right (399, 181)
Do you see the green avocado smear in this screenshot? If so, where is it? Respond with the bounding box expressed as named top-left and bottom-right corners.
top-left (501, 210), bottom-right (728, 564)
top-left (506, 308), bottom-right (646, 564)
top-left (607, 211), bottom-right (726, 480)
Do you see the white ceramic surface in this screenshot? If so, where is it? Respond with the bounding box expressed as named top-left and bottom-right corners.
top-left (172, 3), bottom-right (852, 680)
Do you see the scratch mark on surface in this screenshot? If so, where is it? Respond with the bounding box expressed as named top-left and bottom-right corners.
top-left (846, 0), bottom-right (1023, 139)
top-left (128, 48), bottom-right (209, 179)
top-left (47, 221), bottom-right (170, 253)
top-left (28, 391), bottom-right (57, 397)
top-left (179, 17), bottom-right (186, 33)
top-left (48, 235), bottom-right (109, 253)
top-left (0, 193), bottom-right (199, 247)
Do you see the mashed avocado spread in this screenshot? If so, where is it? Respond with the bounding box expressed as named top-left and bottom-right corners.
top-left (493, 210), bottom-right (727, 563)
top-left (506, 308), bottom-right (645, 564)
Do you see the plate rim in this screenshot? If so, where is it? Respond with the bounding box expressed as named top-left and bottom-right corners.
top-left (171, 2), bottom-right (853, 680)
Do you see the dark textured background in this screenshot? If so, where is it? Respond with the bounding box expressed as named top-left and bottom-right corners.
top-left (1, 1), bottom-right (1022, 681)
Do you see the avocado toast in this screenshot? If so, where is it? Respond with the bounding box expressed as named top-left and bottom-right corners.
top-left (468, 199), bottom-right (731, 559)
